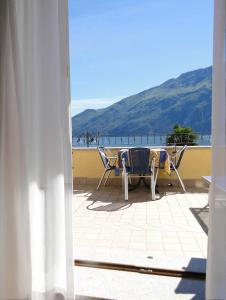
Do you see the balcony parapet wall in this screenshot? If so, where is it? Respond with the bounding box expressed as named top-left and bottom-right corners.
top-left (72, 146), bottom-right (211, 188)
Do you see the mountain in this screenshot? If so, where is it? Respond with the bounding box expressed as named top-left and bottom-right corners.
top-left (72, 66), bottom-right (212, 136)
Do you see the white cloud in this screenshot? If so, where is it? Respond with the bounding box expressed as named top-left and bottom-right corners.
top-left (71, 96), bottom-right (123, 116)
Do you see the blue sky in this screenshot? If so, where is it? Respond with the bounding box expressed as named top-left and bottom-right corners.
top-left (69, 0), bottom-right (213, 116)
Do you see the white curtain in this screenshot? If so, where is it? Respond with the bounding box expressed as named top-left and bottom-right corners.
top-left (0, 0), bottom-right (74, 299)
top-left (206, 1), bottom-right (226, 299)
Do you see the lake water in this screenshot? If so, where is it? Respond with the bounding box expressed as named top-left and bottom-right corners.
top-left (72, 134), bottom-right (211, 148)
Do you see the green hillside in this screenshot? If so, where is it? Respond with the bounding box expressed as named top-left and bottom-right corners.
top-left (72, 66), bottom-right (212, 136)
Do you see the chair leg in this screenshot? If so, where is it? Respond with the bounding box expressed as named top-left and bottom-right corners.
top-left (174, 168), bottom-right (186, 192)
top-left (151, 161), bottom-right (156, 200)
top-left (150, 176), bottom-right (152, 194)
top-left (171, 162), bottom-right (186, 192)
top-left (154, 168), bottom-right (159, 188)
top-left (97, 169), bottom-right (107, 190)
top-left (151, 173), bottom-right (155, 201)
top-left (104, 169), bottom-right (112, 186)
top-left (125, 173), bottom-right (128, 201)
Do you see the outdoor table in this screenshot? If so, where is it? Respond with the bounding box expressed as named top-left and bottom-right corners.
top-left (115, 148), bottom-right (170, 200)
top-left (116, 148), bottom-right (170, 172)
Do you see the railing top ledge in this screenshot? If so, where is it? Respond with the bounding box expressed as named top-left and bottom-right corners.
top-left (72, 145), bottom-right (212, 151)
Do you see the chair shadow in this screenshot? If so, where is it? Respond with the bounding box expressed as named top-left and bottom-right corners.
top-left (73, 185), bottom-right (208, 213)
top-left (175, 257), bottom-right (206, 300)
top-left (86, 199), bottom-right (132, 212)
top-left (84, 185), bottom-right (160, 212)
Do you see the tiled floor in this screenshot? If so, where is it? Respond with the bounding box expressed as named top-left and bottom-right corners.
top-left (75, 266), bottom-right (205, 300)
top-left (73, 185), bottom-right (208, 271)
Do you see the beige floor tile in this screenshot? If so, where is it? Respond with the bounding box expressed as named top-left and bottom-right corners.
top-left (164, 243), bottom-right (182, 251)
top-left (73, 186), bottom-right (208, 264)
top-left (163, 237), bottom-right (180, 244)
top-left (82, 233), bottom-right (99, 240)
top-left (111, 240), bottom-right (130, 248)
top-left (146, 243), bottom-right (164, 251)
top-left (164, 250), bottom-right (184, 258)
top-left (95, 239), bottom-right (112, 247)
top-left (129, 242), bottom-right (146, 250)
top-left (78, 239), bottom-right (96, 247)
top-left (113, 234), bottom-right (131, 242)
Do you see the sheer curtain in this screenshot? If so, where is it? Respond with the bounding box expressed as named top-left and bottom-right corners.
top-left (0, 0), bottom-right (74, 299)
top-left (206, 0), bottom-right (226, 299)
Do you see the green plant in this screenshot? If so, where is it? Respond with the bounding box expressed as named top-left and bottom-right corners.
top-left (166, 124), bottom-right (198, 146)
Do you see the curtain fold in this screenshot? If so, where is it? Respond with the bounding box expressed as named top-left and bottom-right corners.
top-left (206, 1), bottom-right (226, 299)
top-left (0, 0), bottom-right (74, 299)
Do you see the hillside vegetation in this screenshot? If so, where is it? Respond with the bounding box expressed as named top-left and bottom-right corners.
top-left (72, 66), bottom-right (212, 136)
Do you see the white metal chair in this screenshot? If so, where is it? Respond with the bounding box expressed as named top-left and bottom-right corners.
top-left (97, 147), bottom-right (117, 190)
top-left (168, 145), bottom-right (187, 192)
top-left (121, 148), bottom-right (155, 201)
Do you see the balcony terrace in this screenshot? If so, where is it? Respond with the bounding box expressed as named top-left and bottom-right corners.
top-left (73, 186), bottom-right (208, 268)
top-left (73, 146), bottom-right (210, 273)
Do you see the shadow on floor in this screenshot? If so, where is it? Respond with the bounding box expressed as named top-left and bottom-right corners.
top-left (73, 185), bottom-right (207, 213)
top-left (85, 188), bottom-right (164, 212)
top-left (175, 257), bottom-right (206, 300)
top-left (190, 206), bottom-right (209, 235)
top-left (80, 185), bottom-right (153, 212)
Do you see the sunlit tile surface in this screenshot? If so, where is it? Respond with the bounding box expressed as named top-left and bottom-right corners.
top-left (73, 185), bottom-right (208, 271)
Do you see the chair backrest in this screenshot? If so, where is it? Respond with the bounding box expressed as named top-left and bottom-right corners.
top-left (98, 147), bottom-right (109, 168)
top-left (172, 145), bottom-right (187, 169)
top-left (128, 147), bottom-right (150, 174)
